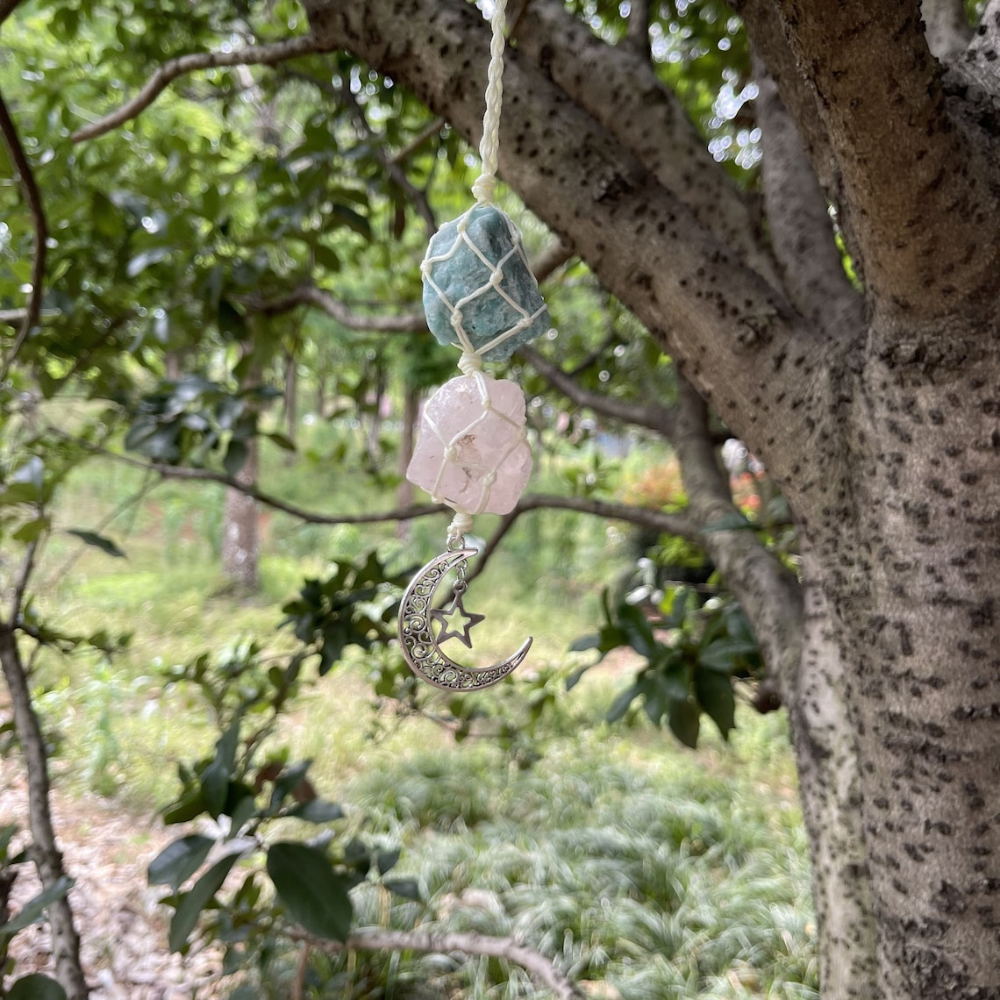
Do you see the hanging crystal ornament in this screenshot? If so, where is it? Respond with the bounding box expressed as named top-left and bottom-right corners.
top-left (398, 0), bottom-right (553, 690)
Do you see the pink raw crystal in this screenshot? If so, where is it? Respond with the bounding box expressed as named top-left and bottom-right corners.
top-left (406, 373), bottom-right (532, 515)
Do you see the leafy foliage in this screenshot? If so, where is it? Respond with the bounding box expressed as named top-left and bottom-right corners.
top-left (148, 585), bottom-right (419, 966)
top-left (573, 585), bottom-right (762, 746)
top-left (280, 551), bottom-right (411, 675)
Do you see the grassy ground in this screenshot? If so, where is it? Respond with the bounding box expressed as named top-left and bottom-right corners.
top-left (12, 428), bottom-right (818, 998)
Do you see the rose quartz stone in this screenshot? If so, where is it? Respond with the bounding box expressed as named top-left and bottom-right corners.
top-left (407, 374), bottom-right (532, 515)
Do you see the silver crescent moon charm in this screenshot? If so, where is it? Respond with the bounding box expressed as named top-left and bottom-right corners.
top-left (398, 548), bottom-right (531, 690)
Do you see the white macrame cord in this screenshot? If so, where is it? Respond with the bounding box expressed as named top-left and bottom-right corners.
top-left (471, 0), bottom-right (508, 206)
top-left (414, 0), bottom-right (539, 549)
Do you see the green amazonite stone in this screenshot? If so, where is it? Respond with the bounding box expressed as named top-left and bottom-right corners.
top-left (421, 203), bottom-right (552, 361)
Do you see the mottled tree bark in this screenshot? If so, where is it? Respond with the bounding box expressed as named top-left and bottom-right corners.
top-left (222, 439), bottom-right (260, 592)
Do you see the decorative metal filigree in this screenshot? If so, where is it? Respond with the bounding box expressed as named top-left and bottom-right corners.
top-left (398, 548), bottom-right (531, 691)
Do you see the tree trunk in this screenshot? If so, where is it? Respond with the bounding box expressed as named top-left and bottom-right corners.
top-left (284, 350), bottom-right (298, 466)
top-left (0, 626), bottom-right (89, 999)
top-left (221, 439), bottom-right (260, 592)
top-left (395, 383), bottom-right (419, 540)
top-left (314, 371), bottom-right (327, 419)
top-left (787, 548), bottom-right (877, 998)
top-left (300, 1), bottom-right (1000, 994)
top-left (800, 341), bottom-right (1000, 999)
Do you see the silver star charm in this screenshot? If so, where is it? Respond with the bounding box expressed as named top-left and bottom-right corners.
top-left (431, 595), bottom-right (486, 648)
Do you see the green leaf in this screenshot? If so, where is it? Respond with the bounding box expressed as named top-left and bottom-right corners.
top-left (168, 853), bottom-right (239, 953)
top-left (65, 529), bottom-right (126, 559)
top-left (698, 638), bottom-right (760, 672)
top-left (126, 248), bottom-right (170, 278)
top-left (266, 431), bottom-right (296, 452)
top-left (384, 878), bottom-right (421, 901)
top-left (312, 243), bottom-right (340, 272)
top-left (200, 717), bottom-right (242, 818)
top-left (694, 668), bottom-right (737, 740)
top-left (223, 439), bottom-right (249, 478)
top-left (617, 601), bottom-right (657, 659)
top-left (376, 849), bottom-right (400, 875)
top-left (289, 799), bottom-right (345, 824)
top-left (0, 877), bottom-right (73, 940)
top-left (328, 204), bottom-right (371, 240)
top-left (569, 634), bottom-right (599, 653)
top-left (0, 484), bottom-right (42, 507)
top-left (12, 516), bottom-right (50, 543)
top-left (606, 683), bottom-right (640, 724)
top-left (162, 788), bottom-right (206, 826)
top-left (668, 698), bottom-right (701, 749)
top-left (8, 974), bottom-right (67, 1000)
top-left (148, 835), bottom-right (214, 889)
top-left (266, 841), bottom-right (353, 941)
top-left (266, 759), bottom-right (313, 815)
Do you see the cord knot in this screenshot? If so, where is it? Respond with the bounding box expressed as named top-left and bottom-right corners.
top-left (458, 352), bottom-right (483, 376)
top-left (472, 174), bottom-right (497, 205)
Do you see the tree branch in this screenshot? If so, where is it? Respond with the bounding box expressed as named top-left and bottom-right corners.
top-left (252, 285), bottom-right (427, 332)
top-left (338, 83), bottom-right (437, 238)
top-left (298, 928), bottom-right (584, 999)
top-left (518, 344), bottom-right (678, 437)
top-left (10, 537), bottom-right (38, 624)
top-left (0, 0), bottom-right (24, 28)
top-left (54, 432), bottom-right (449, 525)
top-left (752, 62), bottom-right (864, 340)
top-left (515, 0), bottom-right (778, 285)
top-left (960, 0), bottom-right (1000, 90)
top-left (71, 35), bottom-right (327, 143)
top-left (250, 240), bottom-right (571, 331)
top-left (388, 116), bottom-right (447, 165)
top-left (626, 0), bottom-right (652, 60)
top-left (0, 87), bottom-right (48, 383)
top-left (303, 0), bottom-right (824, 465)
top-left (462, 492), bottom-right (699, 590)
top-left (921, 0), bottom-right (973, 60)
top-left (764, 0), bottom-right (999, 312)
top-left (671, 376), bottom-right (803, 704)
top-left (736, 0), bottom-right (852, 252)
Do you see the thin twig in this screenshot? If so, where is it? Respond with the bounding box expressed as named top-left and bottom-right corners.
top-left (388, 116), bottom-right (447, 165)
top-left (461, 508), bottom-right (524, 589)
top-left (250, 240), bottom-right (571, 330)
top-left (58, 433), bottom-right (447, 526)
top-left (250, 285), bottom-right (428, 333)
top-left (288, 928), bottom-right (584, 1000)
top-left (50, 426), bottom-right (698, 547)
top-left (339, 84), bottom-right (438, 237)
top-left (518, 343), bottom-right (679, 437)
top-left (0, 88), bottom-right (48, 382)
top-left (0, 0), bottom-right (24, 28)
top-left (566, 330), bottom-right (618, 377)
top-left (45, 470), bottom-right (159, 587)
top-left (71, 35), bottom-right (325, 143)
top-left (10, 537), bottom-right (38, 623)
top-left (292, 940), bottom-right (311, 1000)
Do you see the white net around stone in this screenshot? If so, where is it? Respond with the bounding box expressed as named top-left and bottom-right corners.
top-left (405, 371), bottom-right (532, 517)
top-left (420, 202), bottom-right (552, 365)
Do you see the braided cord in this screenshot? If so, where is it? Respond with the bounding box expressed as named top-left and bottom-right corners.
top-left (471, 0), bottom-right (508, 205)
